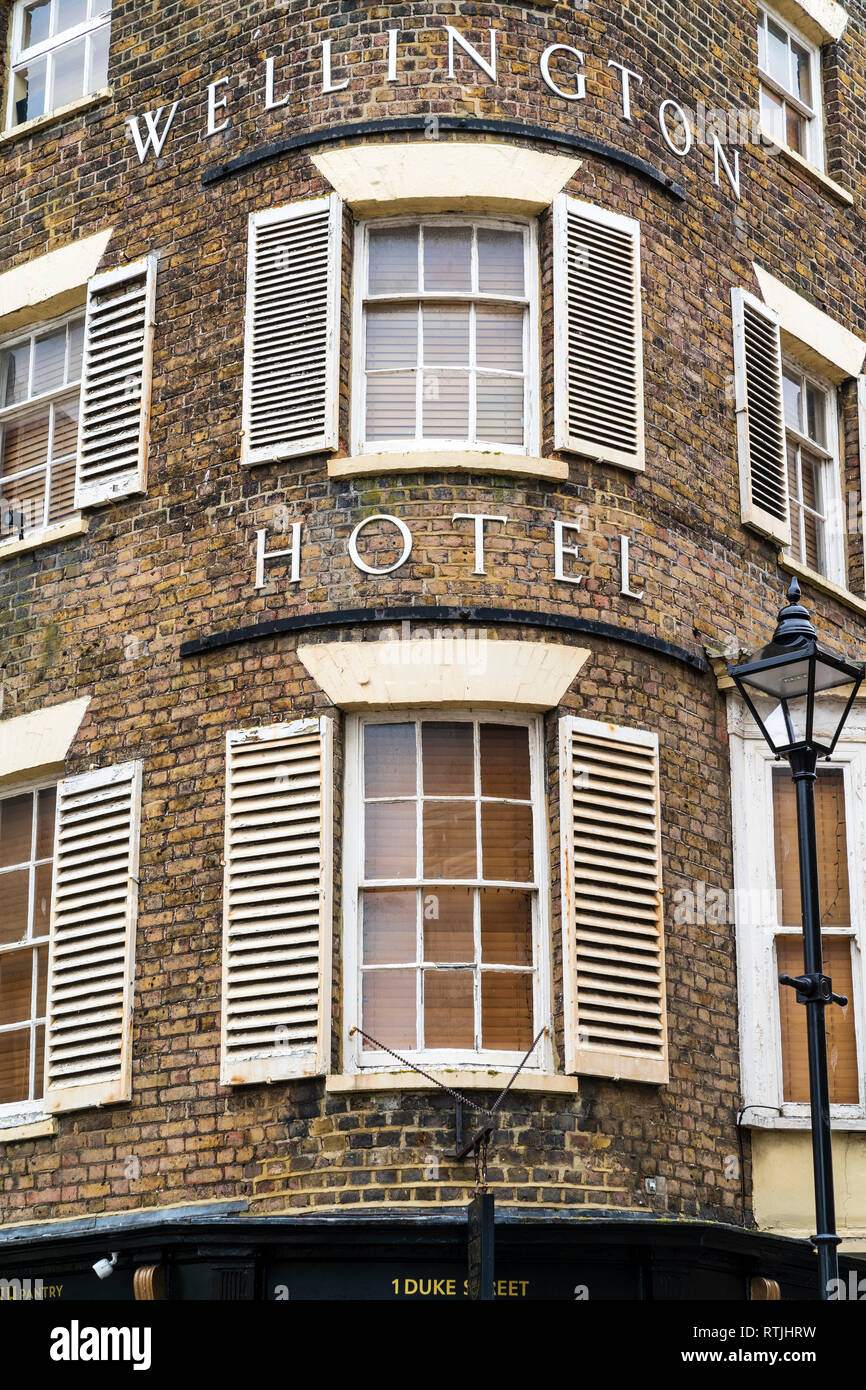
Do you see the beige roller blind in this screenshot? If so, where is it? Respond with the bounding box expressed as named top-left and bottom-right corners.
top-left (773, 768), bottom-right (859, 1105)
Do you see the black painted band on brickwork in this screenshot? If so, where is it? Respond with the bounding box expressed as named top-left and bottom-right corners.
top-left (179, 604), bottom-right (708, 672)
top-left (200, 115), bottom-right (688, 201)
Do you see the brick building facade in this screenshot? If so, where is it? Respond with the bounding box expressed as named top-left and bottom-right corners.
top-left (1, 0), bottom-right (866, 1300)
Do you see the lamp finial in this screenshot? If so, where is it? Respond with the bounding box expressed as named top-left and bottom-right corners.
top-left (773, 576), bottom-right (815, 645)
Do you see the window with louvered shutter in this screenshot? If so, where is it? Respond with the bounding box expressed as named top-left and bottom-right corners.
top-left (43, 761), bottom-right (141, 1113)
top-left (241, 195), bottom-right (342, 467)
top-left (553, 195), bottom-right (645, 472)
top-left (731, 287), bottom-right (791, 546)
top-left (560, 716), bottom-right (668, 1083)
top-left (222, 717), bottom-right (333, 1084)
top-left (73, 256), bottom-right (156, 510)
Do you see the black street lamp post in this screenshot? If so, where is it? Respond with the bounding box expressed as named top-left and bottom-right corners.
top-left (729, 579), bottom-right (864, 1300)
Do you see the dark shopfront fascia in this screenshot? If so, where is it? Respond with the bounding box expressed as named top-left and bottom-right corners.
top-left (1, 1205), bottom-right (864, 1301)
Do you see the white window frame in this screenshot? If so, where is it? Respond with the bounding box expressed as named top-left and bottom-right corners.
top-left (0, 308), bottom-right (84, 541)
top-left (731, 704), bottom-right (866, 1127)
top-left (0, 775), bottom-right (56, 1130)
top-left (781, 357), bottom-right (845, 586)
top-left (758, 4), bottom-right (825, 171)
top-left (6, 0), bottom-right (112, 131)
top-left (342, 709), bottom-right (552, 1076)
top-left (351, 215), bottom-right (540, 458)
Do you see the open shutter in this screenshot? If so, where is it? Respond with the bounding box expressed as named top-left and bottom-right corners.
top-left (74, 256), bottom-right (156, 509)
top-left (221, 717), bottom-right (333, 1084)
top-left (44, 762), bottom-right (141, 1113)
top-left (553, 195), bottom-right (644, 471)
top-left (560, 717), bottom-right (668, 1083)
top-left (241, 195), bottom-right (342, 466)
top-left (731, 287), bottom-right (791, 545)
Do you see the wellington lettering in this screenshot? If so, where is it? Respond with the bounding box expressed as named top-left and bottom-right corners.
top-left (126, 22), bottom-right (743, 199)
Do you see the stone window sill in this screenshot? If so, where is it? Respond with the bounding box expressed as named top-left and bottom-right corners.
top-left (779, 554), bottom-right (866, 620)
top-left (0, 88), bottom-right (113, 146)
top-left (0, 516), bottom-right (88, 561)
top-left (328, 450), bottom-right (568, 483)
top-left (759, 127), bottom-right (854, 206)
top-left (743, 1111), bottom-right (866, 1131)
top-left (326, 1070), bottom-right (579, 1096)
top-left (0, 1117), bottom-right (57, 1144)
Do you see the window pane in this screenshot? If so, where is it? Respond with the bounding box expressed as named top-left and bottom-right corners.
top-left (0, 465), bottom-right (46, 535)
top-left (56, 0), bottom-right (89, 31)
top-left (36, 947), bottom-right (48, 1015)
top-left (422, 371), bottom-right (468, 438)
top-left (481, 888), bottom-right (532, 966)
top-left (366, 306), bottom-right (417, 371)
top-left (477, 374), bottom-right (524, 447)
top-left (759, 85), bottom-right (785, 144)
top-left (480, 724), bottom-right (531, 800)
top-left (368, 228), bottom-right (418, 295)
top-left (53, 36), bottom-right (87, 107)
top-left (423, 228), bottom-right (471, 292)
top-left (476, 307), bottom-right (523, 371)
top-left (773, 769), bottom-right (850, 927)
top-left (422, 307), bottom-right (470, 366)
top-left (766, 18), bottom-right (790, 86)
top-left (482, 802), bottom-right (533, 881)
top-left (67, 319), bottom-right (85, 380)
top-left (477, 229), bottom-right (524, 296)
top-left (782, 371), bottom-right (801, 431)
top-left (23, 1), bottom-right (51, 48)
top-left (362, 889), bottom-right (416, 964)
top-left (423, 886), bottom-right (474, 962)
top-left (362, 968), bottom-right (415, 1049)
top-left (366, 373), bottom-right (416, 440)
top-left (778, 936), bottom-right (858, 1103)
top-left (2, 342), bottom-right (30, 407)
top-left (785, 106), bottom-right (805, 155)
top-left (423, 801), bottom-right (476, 879)
top-left (32, 329), bottom-right (67, 396)
top-left (424, 968), bottom-right (473, 1048)
top-left (34, 862), bottom-right (53, 937)
top-left (0, 949), bottom-right (35, 1027)
top-left (33, 1024), bottom-right (45, 1101)
top-left (36, 787), bottom-right (56, 859)
top-left (422, 722), bottom-right (473, 795)
top-left (48, 456), bottom-right (77, 526)
top-left (0, 795), bottom-right (33, 869)
top-left (482, 972), bottom-right (533, 1051)
top-left (52, 396), bottom-right (79, 457)
top-left (365, 802), bottom-right (417, 879)
top-left (364, 722), bottom-right (416, 799)
top-left (13, 59), bottom-right (47, 124)
top-left (0, 1029), bottom-right (30, 1105)
top-left (0, 871), bottom-right (30, 946)
top-left (792, 41), bottom-right (812, 105)
top-left (805, 385), bottom-right (825, 447)
top-left (1, 408), bottom-right (50, 475)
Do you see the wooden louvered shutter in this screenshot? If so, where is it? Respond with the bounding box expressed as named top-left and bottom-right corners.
top-left (560, 717), bottom-right (668, 1083)
top-left (731, 288), bottom-right (791, 546)
top-left (221, 717), bottom-right (333, 1084)
top-left (74, 257), bottom-right (156, 509)
top-left (241, 195), bottom-right (342, 467)
top-left (43, 762), bottom-right (141, 1113)
top-left (553, 195), bottom-right (645, 471)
